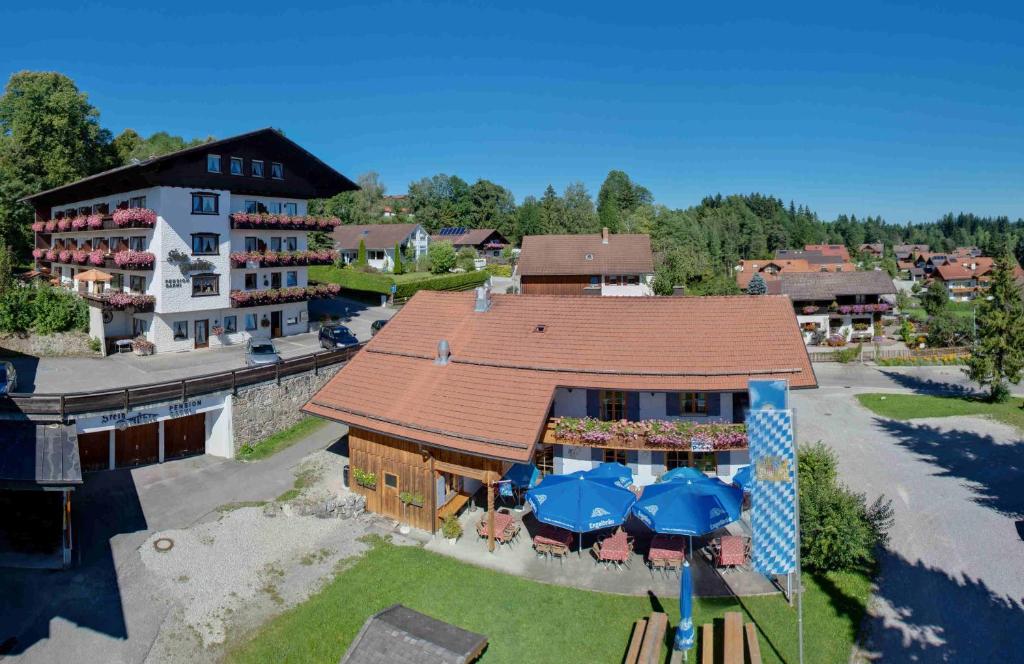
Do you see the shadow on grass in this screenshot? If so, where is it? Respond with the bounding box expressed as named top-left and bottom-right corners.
top-left (879, 369), bottom-right (977, 397)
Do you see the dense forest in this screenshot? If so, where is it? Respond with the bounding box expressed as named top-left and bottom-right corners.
top-left (3, 71), bottom-right (1024, 294)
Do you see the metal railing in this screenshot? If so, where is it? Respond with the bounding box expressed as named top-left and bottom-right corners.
top-left (0, 344), bottom-right (363, 418)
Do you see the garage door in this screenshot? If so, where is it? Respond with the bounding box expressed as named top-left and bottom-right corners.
top-left (114, 422), bottom-right (159, 468)
top-left (77, 431), bottom-right (110, 472)
top-left (163, 413), bottom-right (206, 460)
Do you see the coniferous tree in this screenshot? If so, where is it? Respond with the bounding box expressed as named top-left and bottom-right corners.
top-left (356, 238), bottom-right (367, 266)
top-left (747, 273), bottom-right (767, 295)
top-left (392, 242), bottom-right (403, 274)
top-left (965, 249), bottom-right (1024, 402)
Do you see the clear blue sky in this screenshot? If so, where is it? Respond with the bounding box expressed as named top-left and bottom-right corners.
top-left (4, 1), bottom-right (1023, 223)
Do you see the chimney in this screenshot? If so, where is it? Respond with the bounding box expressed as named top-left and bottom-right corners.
top-left (601, 227), bottom-right (609, 244)
top-left (434, 339), bottom-right (451, 366)
top-left (474, 285), bottom-right (491, 313)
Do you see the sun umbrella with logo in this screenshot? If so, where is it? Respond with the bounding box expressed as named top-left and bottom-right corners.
top-left (731, 465), bottom-right (754, 493)
top-left (673, 559), bottom-right (695, 658)
top-left (659, 466), bottom-right (708, 483)
top-left (525, 471), bottom-right (637, 552)
top-left (631, 477), bottom-right (743, 558)
top-left (585, 461), bottom-right (633, 488)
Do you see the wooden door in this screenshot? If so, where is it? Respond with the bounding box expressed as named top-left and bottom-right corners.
top-left (270, 311), bottom-right (282, 338)
top-left (162, 413), bottom-right (206, 460)
top-left (114, 422), bottom-right (159, 468)
top-left (194, 320), bottom-right (209, 348)
top-left (77, 430), bottom-right (110, 472)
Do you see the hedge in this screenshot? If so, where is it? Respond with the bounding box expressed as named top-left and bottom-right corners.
top-left (310, 267), bottom-right (392, 294)
top-left (394, 270), bottom-right (488, 299)
top-left (310, 266), bottom-right (489, 299)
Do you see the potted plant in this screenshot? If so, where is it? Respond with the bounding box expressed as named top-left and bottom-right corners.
top-left (399, 491), bottom-right (425, 508)
top-left (132, 337), bottom-right (155, 356)
top-left (352, 468), bottom-right (377, 490)
top-left (211, 325), bottom-right (225, 336)
top-left (441, 515), bottom-right (463, 544)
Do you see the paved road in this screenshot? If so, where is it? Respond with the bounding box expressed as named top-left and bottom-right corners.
top-left (793, 377), bottom-right (1024, 662)
top-left (7, 296), bottom-right (395, 393)
top-left (0, 421), bottom-right (349, 663)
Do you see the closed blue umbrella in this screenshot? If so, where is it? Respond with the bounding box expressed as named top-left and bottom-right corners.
top-left (659, 466), bottom-right (707, 483)
top-left (525, 471), bottom-right (637, 551)
top-left (504, 463), bottom-right (540, 489)
top-left (732, 465), bottom-right (754, 493)
top-left (673, 560), bottom-right (695, 655)
top-left (585, 461), bottom-right (633, 488)
top-left (631, 478), bottom-right (743, 536)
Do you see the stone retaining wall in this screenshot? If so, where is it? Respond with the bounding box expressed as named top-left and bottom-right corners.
top-left (230, 364), bottom-right (341, 454)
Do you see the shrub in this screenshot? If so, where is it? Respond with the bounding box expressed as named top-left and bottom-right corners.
top-left (441, 515), bottom-right (463, 540)
top-left (356, 238), bottom-right (367, 266)
top-left (32, 285), bottom-right (88, 334)
top-left (428, 241), bottom-right (457, 274)
top-left (392, 242), bottom-right (404, 275)
top-left (393, 270), bottom-right (488, 299)
top-left (0, 287), bottom-right (35, 333)
top-left (88, 337), bottom-right (102, 353)
top-left (833, 344), bottom-right (861, 364)
top-left (487, 264), bottom-right (512, 277)
top-left (799, 442), bottom-right (893, 572)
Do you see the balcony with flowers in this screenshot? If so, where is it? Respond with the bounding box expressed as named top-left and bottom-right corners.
top-left (229, 212), bottom-right (342, 231)
top-left (36, 248), bottom-right (154, 270)
top-left (229, 249), bottom-right (338, 268)
top-left (229, 283), bottom-right (341, 308)
top-left (81, 291), bottom-right (156, 312)
top-left (32, 208), bottom-right (158, 236)
top-left (544, 417), bottom-right (748, 452)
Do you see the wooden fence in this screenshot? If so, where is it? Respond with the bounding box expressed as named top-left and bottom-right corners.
top-left (808, 345), bottom-right (970, 363)
top-left (0, 344), bottom-right (363, 418)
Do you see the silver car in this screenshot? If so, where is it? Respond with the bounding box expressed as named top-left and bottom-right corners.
top-left (245, 340), bottom-right (281, 367)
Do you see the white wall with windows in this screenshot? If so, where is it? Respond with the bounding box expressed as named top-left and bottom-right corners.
top-left (551, 387), bottom-right (735, 424)
top-left (600, 273), bottom-right (654, 296)
top-left (149, 303), bottom-right (309, 352)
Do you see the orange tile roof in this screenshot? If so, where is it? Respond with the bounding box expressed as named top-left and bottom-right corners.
top-left (934, 258), bottom-right (996, 281)
top-left (804, 244), bottom-right (852, 261)
top-left (736, 259), bottom-right (855, 288)
top-left (305, 291), bottom-right (817, 461)
top-left (517, 233), bottom-right (653, 276)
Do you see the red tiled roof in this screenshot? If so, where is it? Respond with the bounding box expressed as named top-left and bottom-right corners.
top-left (332, 223), bottom-right (420, 250)
top-left (304, 292), bottom-right (816, 461)
top-left (804, 244), bottom-right (852, 261)
top-left (736, 259), bottom-right (856, 289)
top-left (517, 233), bottom-right (653, 277)
top-left (934, 258), bottom-right (996, 281)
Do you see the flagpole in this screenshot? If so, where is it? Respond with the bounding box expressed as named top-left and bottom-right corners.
top-left (792, 408), bottom-right (805, 664)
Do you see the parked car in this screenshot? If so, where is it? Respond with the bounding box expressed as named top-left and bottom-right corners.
top-left (319, 325), bottom-right (360, 350)
top-left (0, 361), bottom-right (16, 395)
top-left (245, 340), bottom-right (281, 367)
top-left (370, 319), bottom-right (388, 336)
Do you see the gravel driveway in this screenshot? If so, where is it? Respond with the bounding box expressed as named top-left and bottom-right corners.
top-left (792, 383), bottom-right (1024, 662)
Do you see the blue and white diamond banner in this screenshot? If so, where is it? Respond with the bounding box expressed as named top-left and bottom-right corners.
top-left (747, 401), bottom-right (797, 576)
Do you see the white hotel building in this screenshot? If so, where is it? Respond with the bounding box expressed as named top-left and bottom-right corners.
top-left (25, 128), bottom-right (357, 354)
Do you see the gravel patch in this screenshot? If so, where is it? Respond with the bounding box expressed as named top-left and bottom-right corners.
top-left (140, 506), bottom-right (371, 649)
top-left (0, 331), bottom-right (98, 357)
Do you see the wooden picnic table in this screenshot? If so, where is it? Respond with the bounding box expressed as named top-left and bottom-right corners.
top-left (648, 534), bottom-right (686, 563)
top-left (596, 529), bottom-right (631, 563)
top-left (533, 524), bottom-right (573, 548)
top-left (477, 512), bottom-right (516, 542)
top-left (717, 535), bottom-right (747, 567)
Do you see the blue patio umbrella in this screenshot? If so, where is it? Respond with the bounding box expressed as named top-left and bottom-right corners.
top-left (673, 560), bottom-right (695, 656)
top-left (659, 466), bottom-right (708, 483)
top-left (731, 465), bottom-right (754, 493)
top-left (585, 461), bottom-right (633, 488)
top-left (525, 471), bottom-right (637, 552)
top-left (504, 463), bottom-right (541, 489)
top-left (631, 478), bottom-right (743, 537)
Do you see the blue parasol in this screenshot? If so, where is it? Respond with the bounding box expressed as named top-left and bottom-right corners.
top-left (732, 465), bottom-right (754, 493)
top-left (585, 461), bottom-right (634, 488)
top-left (504, 463), bottom-right (541, 489)
top-left (631, 477), bottom-right (743, 536)
top-left (673, 560), bottom-right (695, 655)
top-left (659, 466), bottom-right (708, 483)
top-left (525, 471), bottom-right (637, 551)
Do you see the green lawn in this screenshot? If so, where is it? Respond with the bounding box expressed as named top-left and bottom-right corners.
top-left (227, 539), bottom-right (869, 664)
top-left (904, 300), bottom-right (978, 322)
top-left (236, 416), bottom-right (327, 461)
top-left (856, 393), bottom-right (1024, 431)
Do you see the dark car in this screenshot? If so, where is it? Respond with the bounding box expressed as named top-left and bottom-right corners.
top-left (370, 319), bottom-right (388, 336)
top-left (0, 361), bottom-right (16, 395)
top-left (319, 325), bottom-right (360, 350)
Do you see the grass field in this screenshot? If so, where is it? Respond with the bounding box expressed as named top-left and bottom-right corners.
top-left (227, 539), bottom-right (869, 664)
top-left (856, 393), bottom-right (1024, 431)
top-left (904, 299), bottom-right (978, 322)
top-left (236, 416), bottom-right (327, 461)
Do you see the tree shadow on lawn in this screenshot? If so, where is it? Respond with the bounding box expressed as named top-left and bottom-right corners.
top-left (878, 369), bottom-right (977, 398)
top-left (874, 418), bottom-right (1024, 518)
top-left (863, 549), bottom-right (1024, 662)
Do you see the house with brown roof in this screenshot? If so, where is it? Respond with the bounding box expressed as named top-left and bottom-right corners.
top-left (431, 227), bottom-right (510, 260)
top-left (515, 228), bottom-right (654, 296)
top-left (304, 289), bottom-right (816, 534)
top-left (774, 270), bottom-right (897, 344)
top-left (332, 223), bottom-right (429, 272)
top-left (858, 243), bottom-right (884, 258)
top-left (735, 258), bottom-right (856, 291)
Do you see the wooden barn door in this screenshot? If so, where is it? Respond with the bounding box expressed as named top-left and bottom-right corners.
top-left (163, 413), bottom-right (207, 460)
top-left (114, 422), bottom-right (159, 468)
top-left (77, 430), bottom-right (111, 472)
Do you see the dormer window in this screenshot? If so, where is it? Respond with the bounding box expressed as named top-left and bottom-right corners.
top-left (271, 162), bottom-right (284, 179)
top-left (230, 157), bottom-right (244, 176)
top-left (251, 160), bottom-right (264, 177)
top-left (207, 154), bottom-right (221, 173)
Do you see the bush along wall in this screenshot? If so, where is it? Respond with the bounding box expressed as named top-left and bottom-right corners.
top-left (394, 270), bottom-right (488, 299)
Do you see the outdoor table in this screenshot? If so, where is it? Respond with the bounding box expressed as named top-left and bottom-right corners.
top-left (533, 524), bottom-right (573, 548)
top-left (717, 535), bottom-right (747, 567)
top-left (597, 530), bottom-right (631, 563)
top-left (115, 339), bottom-right (134, 353)
top-left (648, 534), bottom-right (686, 563)
top-left (478, 512), bottom-right (514, 540)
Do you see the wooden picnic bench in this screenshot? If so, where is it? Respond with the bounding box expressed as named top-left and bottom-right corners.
top-left (697, 611), bottom-right (762, 664)
top-left (624, 612), bottom-right (667, 664)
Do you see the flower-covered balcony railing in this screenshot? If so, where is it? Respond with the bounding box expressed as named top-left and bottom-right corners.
top-left (32, 208), bottom-right (158, 234)
top-left (34, 249), bottom-right (154, 270)
top-left (82, 292), bottom-right (156, 312)
top-left (799, 303), bottom-right (892, 316)
top-left (228, 213), bottom-right (342, 231)
top-left (545, 417), bottom-right (748, 452)
top-left (229, 249), bottom-right (338, 268)
top-left (229, 283), bottom-right (341, 308)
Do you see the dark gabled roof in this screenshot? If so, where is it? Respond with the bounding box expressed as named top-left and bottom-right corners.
top-left (0, 422), bottom-right (82, 490)
top-left (22, 128), bottom-right (358, 208)
top-left (776, 270), bottom-right (896, 301)
top-left (516, 233), bottom-right (653, 276)
top-left (430, 228), bottom-right (509, 247)
top-left (332, 223), bottom-right (422, 250)
top-left (340, 604), bottom-right (487, 664)
top-left (774, 249), bottom-right (848, 265)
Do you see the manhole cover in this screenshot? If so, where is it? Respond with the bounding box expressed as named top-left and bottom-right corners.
top-left (153, 537), bottom-right (175, 553)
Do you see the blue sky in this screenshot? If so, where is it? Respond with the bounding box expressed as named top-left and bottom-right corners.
top-left (4, 1), bottom-right (1023, 223)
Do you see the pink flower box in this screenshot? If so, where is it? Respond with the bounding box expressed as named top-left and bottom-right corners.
top-left (32, 248), bottom-right (43, 259)
top-left (57, 219), bottom-right (71, 232)
top-left (73, 250), bottom-right (89, 264)
top-left (32, 222), bottom-right (45, 232)
top-left (88, 250), bottom-right (105, 266)
top-left (112, 208), bottom-right (157, 227)
top-left (113, 250), bottom-right (155, 269)
top-left (44, 220), bottom-right (57, 233)
top-left (45, 250), bottom-right (57, 261)
top-left (58, 250), bottom-right (72, 263)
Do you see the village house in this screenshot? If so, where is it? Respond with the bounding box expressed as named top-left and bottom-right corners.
top-left (24, 128), bottom-right (357, 354)
top-left (773, 270), bottom-right (897, 344)
top-left (303, 290), bottom-right (816, 533)
top-left (858, 243), bottom-right (884, 258)
top-left (515, 228), bottom-right (654, 295)
top-left (332, 223), bottom-right (430, 271)
top-left (776, 244), bottom-right (852, 264)
top-left (431, 227), bottom-right (510, 260)
top-left (382, 194), bottom-right (412, 218)
top-left (735, 257), bottom-right (855, 291)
